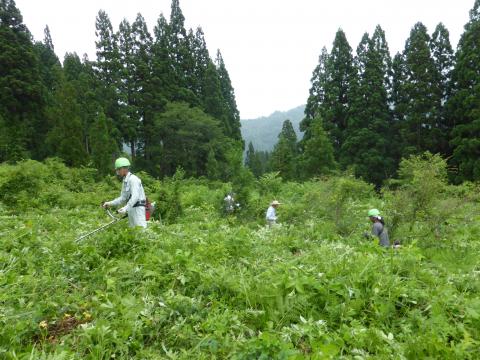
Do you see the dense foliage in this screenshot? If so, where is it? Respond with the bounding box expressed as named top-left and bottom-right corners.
top-left (2, 1), bottom-right (480, 358)
top-left (282, 0), bottom-right (480, 185)
top-left (3, 0), bottom-right (480, 185)
top-left (0, 0), bottom-right (242, 178)
top-left (1, 157), bottom-right (480, 358)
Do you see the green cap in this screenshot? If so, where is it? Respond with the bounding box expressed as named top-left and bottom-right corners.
top-left (115, 157), bottom-right (131, 169)
top-left (368, 208), bottom-right (380, 217)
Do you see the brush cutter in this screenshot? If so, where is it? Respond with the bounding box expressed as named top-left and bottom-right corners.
top-left (75, 209), bottom-right (126, 243)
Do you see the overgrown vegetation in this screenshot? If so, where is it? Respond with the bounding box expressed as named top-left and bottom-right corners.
top-left (2, 1), bottom-right (480, 357)
top-left (1, 156), bottom-right (479, 359)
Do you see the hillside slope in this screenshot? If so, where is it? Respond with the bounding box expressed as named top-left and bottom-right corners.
top-left (2, 158), bottom-right (479, 358)
top-left (241, 105), bottom-right (305, 152)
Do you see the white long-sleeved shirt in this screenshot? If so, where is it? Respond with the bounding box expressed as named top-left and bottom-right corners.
top-left (109, 172), bottom-right (146, 212)
top-left (266, 206), bottom-right (277, 221)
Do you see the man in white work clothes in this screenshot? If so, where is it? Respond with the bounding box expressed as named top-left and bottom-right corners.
top-left (102, 157), bottom-right (147, 228)
top-left (266, 200), bottom-right (281, 227)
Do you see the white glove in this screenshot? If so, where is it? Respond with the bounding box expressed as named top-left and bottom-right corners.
top-left (102, 201), bottom-right (111, 209)
top-left (118, 207), bottom-right (127, 215)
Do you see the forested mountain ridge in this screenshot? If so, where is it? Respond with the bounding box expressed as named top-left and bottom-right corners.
top-left (241, 105), bottom-right (305, 152)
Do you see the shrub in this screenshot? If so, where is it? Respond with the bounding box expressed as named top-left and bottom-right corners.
top-left (323, 175), bottom-right (374, 235)
top-left (383, 152), bottom-right (455, 245)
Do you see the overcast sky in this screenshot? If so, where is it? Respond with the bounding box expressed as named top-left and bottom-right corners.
top-left (16, 0), bottom-right (474, 119)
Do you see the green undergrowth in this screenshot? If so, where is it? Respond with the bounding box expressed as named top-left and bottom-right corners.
top-left (1, 158), bottom-right (479, 359)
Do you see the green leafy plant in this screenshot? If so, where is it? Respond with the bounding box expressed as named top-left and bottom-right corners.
top-left (1, 159), bottom-right (479, 359)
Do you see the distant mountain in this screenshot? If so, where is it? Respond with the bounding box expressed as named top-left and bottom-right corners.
top-left (241, 105), bottom-right (305, 152)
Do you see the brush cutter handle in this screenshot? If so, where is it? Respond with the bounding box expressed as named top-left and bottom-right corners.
top-left (106, 208), bottom-right (128, 220)
top-left (106, 209), bottom-right (119, 220)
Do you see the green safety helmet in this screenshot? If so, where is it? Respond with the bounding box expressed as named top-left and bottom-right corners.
top-left (368, 208), bottom-right (380, 218)
top-left (115, 157), bottom-right (131, 169)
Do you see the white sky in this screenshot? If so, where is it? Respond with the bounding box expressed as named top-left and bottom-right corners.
top-left (16, 0), bottom-right (474, 119)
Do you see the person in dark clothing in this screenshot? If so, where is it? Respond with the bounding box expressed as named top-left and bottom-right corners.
top-left (366, 208), bottom-right (390, 248)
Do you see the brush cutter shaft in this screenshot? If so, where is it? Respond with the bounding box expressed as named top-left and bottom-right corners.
top-left (75, 210), bottom-right (125, 242)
